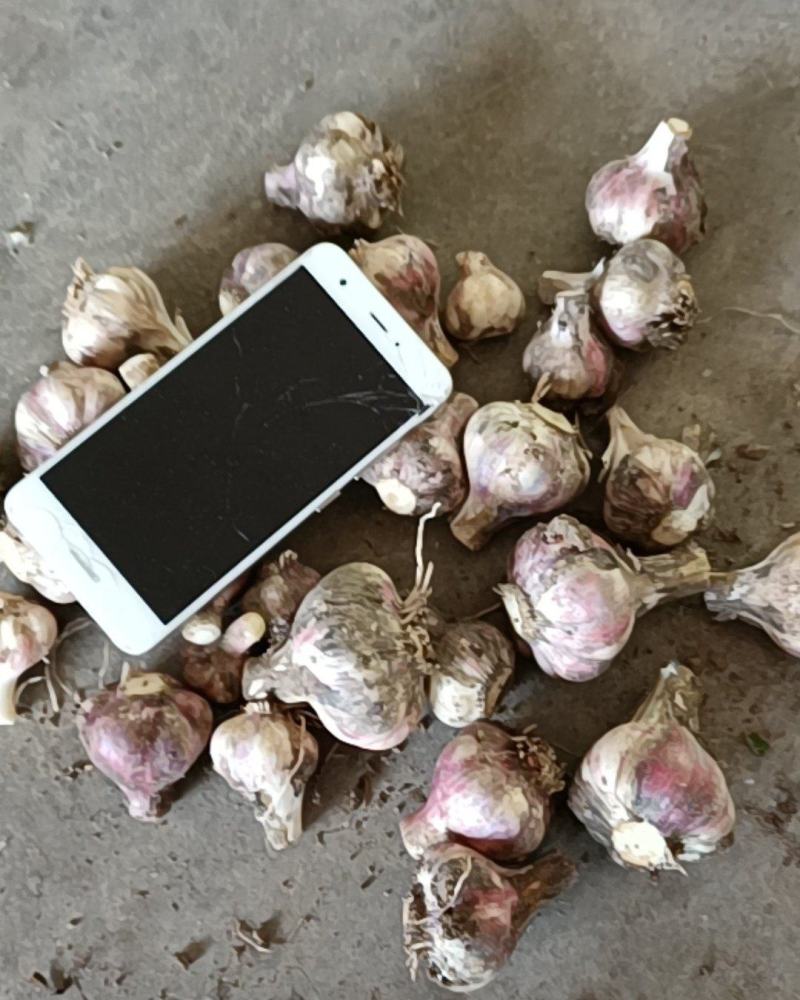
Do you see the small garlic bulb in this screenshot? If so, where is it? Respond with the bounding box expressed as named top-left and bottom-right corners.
top-left (586, 118), bottom-right (706, 254)
top-left (218, 243), bottom-right (298, 316)
top-left (350, 234), bottom-right (458, 367)
top-left (705, 531), bottom-right (800, 658)
top-left (522, 289), bottom-right (616, 403)
top-left (362, 393), bottom-right (478, 516)
top-left (62, 258), bottom-right (192, 369)
top-left (118, 352), bottom-right (160, 390)
top-left (15, 362), bottom-right (125, 471)
top-left (241, 550), bottom-right (321, 646)
top-left (182, 611), bottom-right (266, 704)
top-left (569, 662), bottom-right (735, 873)
top-left (429, 621), bottom-right (515, 727)
top-left (602, 406), bottom-right (715, 549)
top-left (264, 111), bottom-right (404, 232)
top-left (444, 251), bottom-right (525, 342)
top-left (0, 523), bottom-right (74, 603)
top-left (0, 592), bottom-right (58, 725)
top-left (450, 400), bottom-right (591, 551)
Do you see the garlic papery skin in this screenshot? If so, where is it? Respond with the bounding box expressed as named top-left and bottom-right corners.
top-left (403, 844), bottom-right (575, 993)
top-left (450, 400), bottom-right (591, 551)
top-left (350, 234), bottom-right (458, 367)
top-left (601, 406), bottom-right (715, 549)
top-left (705, 531), bottom-right (800, 658)
top-left (62, 258), bottom-right (192, 369)
top-left (498, 515), bottom-right (711, 681)
top-left (15, 362), bottom-right (125, 471)
top-left (264, 111), bottom-right (404, 232)
top-left (241, 550), bottom-right (321, 646)
top-left (182, 611), bottom-right (266, 704)
top-left (0, 592), bottom-right (58, 725)
top-left (445, 252), bottom-right (525, 342)
top-left (0, 522), bottom-right (74, 603)
top-left (586, 118), bottom-right (706, 254)
top-left (522, 290), bottom-right (615, 403)
top-left (429, 621), bottom-right (515, 727)
top-left (243, 562), bottom-right (430, 751)
top-left (118, 352), bottom-right (160, 389)
top-left (400, 721), bottom-right (563, 861)
top-left (210, 701), bottom-right (319, 850)
top-left (362, 393), bottom-right (478, 516)
top-left (569, 662), bottom-right (735, 873)
top-left (218, 243), bottom-right (298, 316)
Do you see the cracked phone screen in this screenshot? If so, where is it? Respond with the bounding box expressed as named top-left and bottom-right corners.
top-left (42, 267), bottom-right (424, 622)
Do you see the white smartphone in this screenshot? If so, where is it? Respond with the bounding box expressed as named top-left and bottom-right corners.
top-left (6, 243), bottom-right (452, 654)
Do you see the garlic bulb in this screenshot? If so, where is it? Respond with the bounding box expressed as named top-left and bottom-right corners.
top-left (362, 393), bottom-right (478, 516)
top-left (444, 252), bottom-right (525, 342)
top-left (118, 352), bottom-right (160, 390)
top-left (705, 531), bottom-right (800, 658)
top-left (350, 234), bottom-right (458, 368)
top-left (264, 111), bottom-right (404, 232)
top-left (62, 258), bottom-right (192, 369)
top-left (569, 662), bottom-right (735, 872)
top-left (602, 406), bottom-right (715, 549)
top-left (242, 550), bottom-right (321, 646)
top-left (404, 844), bottom-right (575, 993)
top-left (401, 721), bottom-right (563, 860)
top-left (450, 400), bottom-right (591, 551)
top-left (0, 522), bottom-right (74, 603)
top-left (210, 702), bottom-right (319, 850)
top-left (243, 562), bottom-right (430, 750)
top-left (218, 243), bottom-right (298, 316)
top-left (182, 611), bottom-right (266, 704)
top-left (15, 362), bottom-right (125, 471)
top-left (522, 289), bottom-right (616, 403)
top-left (586, 118), bottom-right (706, 254)
top-left (429, 621), bottom-right (515, 727)
top-left (0, 592), bottom-right (58, 725)
top-left (498, 515), bottom-right (711, 681)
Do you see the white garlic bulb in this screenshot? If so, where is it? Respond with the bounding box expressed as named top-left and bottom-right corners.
top-left (445, 251), bottom-right (525, 341)
top-left (218, 243), bottom-right (298, 316)
top-left (62, 258), bottom-right (192, 369)
top-left (0, 523), bottom-right (74, 604)
top-left (0, 592), bottom-right (58, 725)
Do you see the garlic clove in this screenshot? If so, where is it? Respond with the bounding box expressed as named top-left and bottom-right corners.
top-left (264, 111), bottom-right (404, 232)
top-left (445, 251), bottom-right (525, 342)
top-left (601, 405), bottom-right (715, 549)
top-left (586, 118), bottom-right (706, 254)
top-left (450, 400), bottom-right (591, 551)
top-left (0, 522), bottom-right (75, 603)
top-left (611, 819), bottom-right (684, 873)
top-left (181, 572), bottom-right (251, 646)
top-left (350, 234), bottom-right (458, 368)
top-left (118, 352), bottom-right (160, 390)
top-left (218, 243), bottom-right (298, 316)
top-left (0, 592), bottom-right (59, 725)
top-left (522, 289), bottom-right (616, 404)
top-left (15, 362), bottom-right (125, 471)
top-left (62, 258), bottom-right (192, 369)
top-left (241, 550), bottom-right (321, 646)
top-left (362, 393), bottom-right (478, 517)
top-left (429, 620), bottom-right (515, 727)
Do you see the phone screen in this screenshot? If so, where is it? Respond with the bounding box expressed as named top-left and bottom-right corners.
top-left (42, 267), bottom-right (423, 622)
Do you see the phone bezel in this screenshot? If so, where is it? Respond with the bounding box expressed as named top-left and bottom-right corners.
top-left (5, 243), bottom-right (453, 653)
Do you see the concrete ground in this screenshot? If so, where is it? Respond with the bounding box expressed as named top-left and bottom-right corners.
top-left (1, 1), bottom-right (799, 997)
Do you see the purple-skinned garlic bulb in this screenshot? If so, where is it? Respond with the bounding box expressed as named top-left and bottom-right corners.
top-left (539, 239), bottom-right (698, 351)
top-left (62, 258), bottom-right (192, 369)
top-left (498, 515), bottom-right (711, 681)
top-left (182, 611), bottom-right (266, 704)
top-left (400, 721), bottom-right (563, 861)
top-left (450, 399), bottom-right (591, 551)
top-left (241, 550), bottom-right (321, 646)
top-left (362, 393), bottom-right (478, 516)
top-left (705, 531), bottom-right (800, 658)
top-left (76, 672), bottom-right (212, 821)
top-left (264, 111), bottom-right (404, 232)
top-left (586, 118), bottom-right (706, 254)
top-left (445, 252), bottom-right (525, 342)
top-left (0, 592), bottom-right (58, 726)
top-left (243, 561), bottom-right (431, 750)
top-left (602, 406), bottom-right (715, 549)
top-left (218, 243), bottom-right (298, 315)
top-left (569, 662), bottom-right (735, 873)
top-left (522, 289), bottom-right (616, 404)
top-left (15, 362), bottom-right (125, 471)
top-left (404, 844), bottom-right (576, 993)
top-left (0, 522), bottom-right (74, 604)
top-left (429, 621), bottom-right (515, 727)
top-left (210, 701), bottom-right (319, 850)
top-left (350, 234), bottom-right (458, 367)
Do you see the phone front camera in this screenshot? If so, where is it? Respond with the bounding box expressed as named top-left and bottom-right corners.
top-left (340, 278), bottom-right (347, 286)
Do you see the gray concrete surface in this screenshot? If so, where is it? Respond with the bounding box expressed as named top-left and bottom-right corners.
top-left (1, 1), bottom-right (799, 998)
